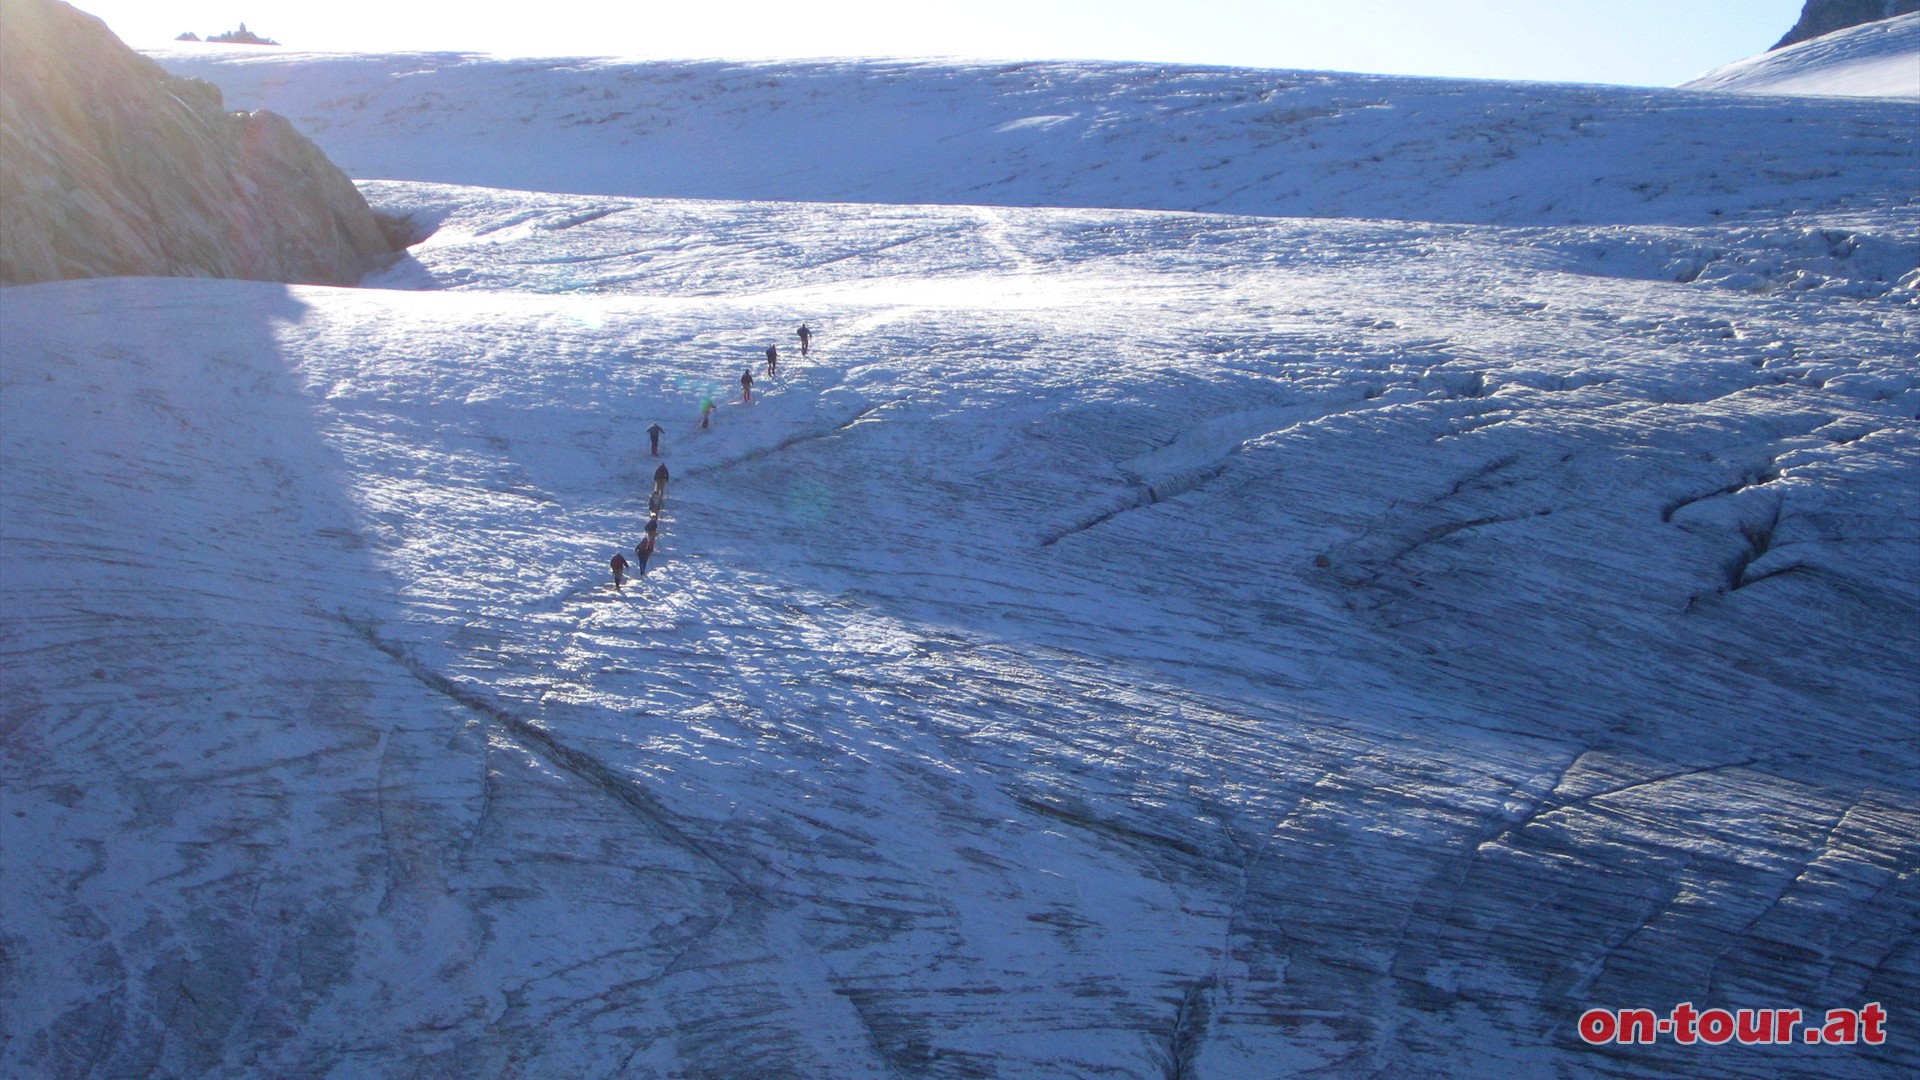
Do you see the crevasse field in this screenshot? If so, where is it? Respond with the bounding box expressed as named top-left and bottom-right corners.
top-left (2, 42), bottom-right (1917, 1080)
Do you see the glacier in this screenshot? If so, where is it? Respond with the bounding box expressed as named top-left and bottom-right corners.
top-left (2, 32), bottom-right (1917, 1080)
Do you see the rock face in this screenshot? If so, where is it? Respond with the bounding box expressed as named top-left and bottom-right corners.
top-left (1774, 0), bottom-right (1920, 49)
top-left (0, 0), bottom-right (394, 287)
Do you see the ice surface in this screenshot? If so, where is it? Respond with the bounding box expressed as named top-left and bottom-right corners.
top-left (3, 39), bottom-right (1917, 1080)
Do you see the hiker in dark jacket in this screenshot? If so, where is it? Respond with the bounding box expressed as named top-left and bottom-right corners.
top-left (635, 534), bottom-right (655, 576)
top-left (765, 345), bottom-right (778, 378)
top-left (646, 422), bottom-right (665, 456)
top-left (653, 462), bottom-right (669, 494)
top-left (797, 323), bottom-right (811, 356)
top-left (741, 368), bottom-right (754, 402)
top-left (610, 551), bottom-right (628, 591)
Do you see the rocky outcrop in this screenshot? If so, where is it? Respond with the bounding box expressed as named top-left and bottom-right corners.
top-left (205, 23), bottom-right (280, 47)
top-left (1774, 0), bottom-right (1920, 49)
top-left (0, 0), bottom-right (395, 287)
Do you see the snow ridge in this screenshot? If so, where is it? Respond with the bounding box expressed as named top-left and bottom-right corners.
top-left (1686, 11), bottom-right (1920, 98)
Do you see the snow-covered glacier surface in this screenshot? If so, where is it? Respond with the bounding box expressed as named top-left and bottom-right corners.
top-left (4, 50), bottom-right (1919, 1080)
top-left (147, 47), bottom-right (1916, 225)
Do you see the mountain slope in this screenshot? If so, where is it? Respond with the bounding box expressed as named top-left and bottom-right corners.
top-left (1688, 11), bottom-right (1920, 98)
top-left (1773, 0), bottom-right (1920, 49)
top-left (0, 0), bottom-right (393, 286)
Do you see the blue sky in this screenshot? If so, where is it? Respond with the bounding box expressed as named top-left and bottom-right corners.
top-left (75, 0), bottom-right (1809, 86)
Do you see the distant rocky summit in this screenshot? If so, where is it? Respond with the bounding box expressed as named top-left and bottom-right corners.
top-left (205, 23), bottom-right (280, 47)
top-left (1774, 0), bottom-right (1920, 49)
top-left (0, 0), bottom-right (396, 287)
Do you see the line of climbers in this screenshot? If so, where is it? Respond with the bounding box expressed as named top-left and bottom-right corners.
top-left (610, 462), bottom-right (669, 592)
top-left (609, 322), bottom-right (813, 592)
